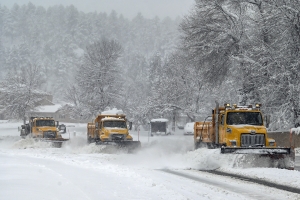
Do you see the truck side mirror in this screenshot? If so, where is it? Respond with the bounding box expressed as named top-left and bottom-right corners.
top-left (264, 115), bottom-right (270, 128)
top-left (129, 122), bottom-right (132, 130)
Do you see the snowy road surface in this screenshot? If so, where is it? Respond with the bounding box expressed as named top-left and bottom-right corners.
top-left (1, 121), bottom-right (300, 199)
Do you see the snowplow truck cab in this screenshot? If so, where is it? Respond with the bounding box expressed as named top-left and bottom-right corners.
top-left (20, 117), bottom-right (68, 147)
top-left (87, 112), bottom-right (141, 151)
top-left (194, 102), bottom-right (295, 169)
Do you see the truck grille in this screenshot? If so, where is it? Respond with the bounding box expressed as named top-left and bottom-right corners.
top-left (111, 134), bottom-right (125, 141)
top-left (241, 134), bottom-right (265, 147)
top-left (44, 131), bottom-right (56, 138)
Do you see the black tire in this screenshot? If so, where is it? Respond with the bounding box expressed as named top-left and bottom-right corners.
top-left (194, 142), bottom-right (200, 150)
top-left (207, 143), bottom-right (214, 149)
top-left (87, 136), bottom-right (92, 144)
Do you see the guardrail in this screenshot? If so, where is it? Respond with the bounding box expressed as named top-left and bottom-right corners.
top-left (268, 131), bottom-right (300, 148)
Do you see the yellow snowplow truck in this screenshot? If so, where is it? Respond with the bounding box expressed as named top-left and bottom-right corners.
top-left (194, 102), bottom-right (295, 169)
top-left (87, 111), bottom-right (141, 152)
top-left (20, 117), bottom-right (69, 147)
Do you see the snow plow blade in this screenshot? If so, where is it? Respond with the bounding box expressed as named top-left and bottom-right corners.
top-left (40, 138), bottom-right (69, 148)
top-left (221, 147), bottom-right (295, 169)
top-left (95, 141), bottom-right (141, 153)
top-left (220, 147), bottom-right (292, 155)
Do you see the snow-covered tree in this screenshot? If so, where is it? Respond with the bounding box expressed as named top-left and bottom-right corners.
top-left (177, 0), bottom-right (300, 129)
top-left (65, 37), bottom-right (123, 119)
top-left (0, 62), bottom-right (45, 120)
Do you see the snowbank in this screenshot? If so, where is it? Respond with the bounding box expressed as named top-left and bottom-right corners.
top-left (1, 122), bottom-right (300, 199)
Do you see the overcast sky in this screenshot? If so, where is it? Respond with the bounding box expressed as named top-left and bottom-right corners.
top-left (1, 0), bottom-right (195, 19)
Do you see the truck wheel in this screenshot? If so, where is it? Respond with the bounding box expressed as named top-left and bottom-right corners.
top-left (207, 143), bottom-right (214, 149)
top-left (194, 142), bottom-right (200, 150)
top-left (87, 136), bottom-right (92, 144)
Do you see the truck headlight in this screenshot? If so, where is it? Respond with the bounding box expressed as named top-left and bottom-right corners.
top-left (230, 140), bottom-right (237, 146)
top-left (269, 139), bottom-right (275, 146)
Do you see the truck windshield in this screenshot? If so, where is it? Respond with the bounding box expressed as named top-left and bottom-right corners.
top-left (103, 121), bottom-right (127, 128)
top-left (36, 120), bottom-right (56, 127)
top-left (226, 112), bottom-right (263, 125)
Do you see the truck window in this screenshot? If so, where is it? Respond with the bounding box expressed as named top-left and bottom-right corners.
top-left (36, 120), bottom-right (56, 127)
top-left (103, 121), bottom-right (127, 128)
top-left (226, 112), bottom-right (263, 125)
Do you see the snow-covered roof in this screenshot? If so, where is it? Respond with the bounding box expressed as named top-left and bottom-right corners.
top-left (150, 118), bottom-right (168, 122)
top-left (101, 108), bottom-right (124, 115)
top-left (34, 104), bottom-right (62, 113)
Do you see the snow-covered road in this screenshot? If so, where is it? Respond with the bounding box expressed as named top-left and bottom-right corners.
top-left (1, 122), bottom-right (300, 199)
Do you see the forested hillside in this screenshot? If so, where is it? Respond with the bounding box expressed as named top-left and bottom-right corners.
top-left (0, 3), bottom-right (181, 123)
top-left (0, 1), bottom-right (299, 130)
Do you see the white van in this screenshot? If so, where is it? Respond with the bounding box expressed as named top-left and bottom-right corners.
top-left (184, 122), bottom-right (195, 135)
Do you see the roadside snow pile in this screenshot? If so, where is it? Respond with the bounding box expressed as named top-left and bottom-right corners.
top-left (60, 136), bottom-right (130, 154)
top-left (219, 167), bottom-right (300, 189)
top-left (141, 136), bottom-right (193, 154)
top-left (86, 138), bottom-right (238, 171)
top-left (65, 142), bottom-right (129, 154)
top-left (179, 148), bottom-right (286, 170)
top-left (184, 148), bottom-right (239, 170)
top-left (12, 138), bottom-right (53, 149)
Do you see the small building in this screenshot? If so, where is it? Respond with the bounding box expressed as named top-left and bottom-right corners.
top-left (29, 104), bottom-right (84, 123)
top-left (30, 104), bottom-right (62, 119)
